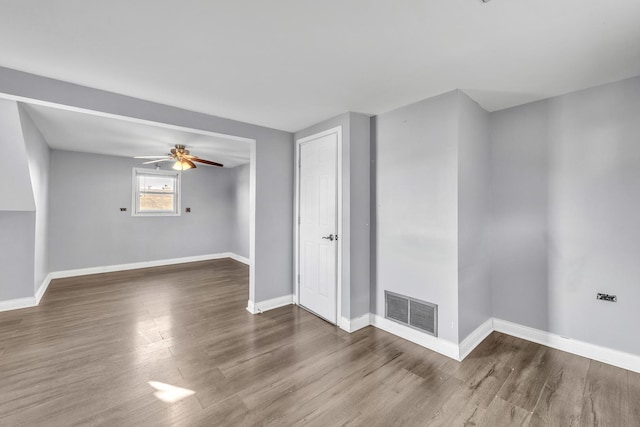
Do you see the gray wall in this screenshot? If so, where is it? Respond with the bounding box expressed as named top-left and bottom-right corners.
top-left (373, 91), bottom-right (460, 344)
top-left (490, 100), bottom-right (550, 331)
top-left (294, 112), bottom-right (371, 321)
top-left (0, 66), bottom-right (293, 304)
top-left (19, 105), bottom-right (51, 293)
top-left (0, 212), bottom-right (35, 300)
top-left (49, 151), bottom-right (237, 271)
top-left (457, 92), bottom-right (492, 341)
top-left (0, 99), bottom-right (35, 211)
top-left (548, 76), bottom-right (640, 354)
top-left (230, 163), bottom-right (250, 259)
top-left (253, 135), bottom-right (294, 301)
top-left (492, 75), bottom-right (640, 355)
top-left (348, 113), bottom-right (371, 318)
top-left (0, 99), bottom-right (39, 301)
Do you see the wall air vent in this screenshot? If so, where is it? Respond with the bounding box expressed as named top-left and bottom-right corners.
top-left (385, 291), bottom-right (437, 337)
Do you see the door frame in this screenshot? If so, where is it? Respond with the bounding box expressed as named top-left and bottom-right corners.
top-left (294, 126), bottom-right (343, 325)
top-left (1, 92), bottom-right (257, 310)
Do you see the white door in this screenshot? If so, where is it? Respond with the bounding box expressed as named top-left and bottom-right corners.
top-left (298, 131), bottom-right (338, 323)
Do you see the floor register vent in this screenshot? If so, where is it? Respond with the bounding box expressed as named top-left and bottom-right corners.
top-left (385, 291), bottom-right (438, 337)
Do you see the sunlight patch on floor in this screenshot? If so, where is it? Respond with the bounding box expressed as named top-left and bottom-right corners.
top-left (148, 381), bottom-right (195, 403)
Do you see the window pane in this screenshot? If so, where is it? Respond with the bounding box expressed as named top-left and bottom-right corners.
top-left (133, 169), bottom-right (180, 215)
top-left (138, 175), bottom-right (175, 193)
top-left (139, 193), bottom-right (175, 211)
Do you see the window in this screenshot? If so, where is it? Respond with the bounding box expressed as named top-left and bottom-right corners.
top-left (132, 168), bottom-right (181, 216)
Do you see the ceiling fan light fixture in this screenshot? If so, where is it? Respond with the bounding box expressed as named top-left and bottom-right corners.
top-left (172, 160), bottom-right (193, 171)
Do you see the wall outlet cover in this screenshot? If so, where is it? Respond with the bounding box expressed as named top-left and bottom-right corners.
top-left (597, 293), bottom-right (617, 302)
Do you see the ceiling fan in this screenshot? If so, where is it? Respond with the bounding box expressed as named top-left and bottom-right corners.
top-left (134, 144), bottom-right (223, 170)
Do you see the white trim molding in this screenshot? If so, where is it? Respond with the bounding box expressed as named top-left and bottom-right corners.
top-left (246, 300), bottom-right (257, 314)
top-left (493, 318), bottom-right (640, 374)
top-left (0, 273), bottom-right (54, 312)
top-left (0, 296), bottom-right (36, 313)
top-left (459, 317), bottom-right (494, 360)
top-left (228, 253), bottom-right (250, 265)
top-left (131, 167), bottom-right (181, 217)
top-left (246, 294), bottom-right (294, 314)
top-left (35, 273), bottom-right (53, 305)
top-left (339, 313), bottom-right (371, 333)
top-left (49, 253), bottom-right (242, 279)
top-left (371, 314), bottom-right (461, 360)
top-left (342, 314), bottom-right (640, 373)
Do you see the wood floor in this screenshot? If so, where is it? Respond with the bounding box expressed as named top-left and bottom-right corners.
top-left (0, 259), bottom-right (638, 426)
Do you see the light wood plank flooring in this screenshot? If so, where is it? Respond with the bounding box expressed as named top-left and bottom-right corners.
top-left (0, 259), bottom-right (638, 426)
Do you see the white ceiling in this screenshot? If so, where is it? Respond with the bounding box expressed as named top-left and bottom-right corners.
top-left (22, 104), bottom-right (251, 168)
top-left (1, 0), bottom-right (640, 132)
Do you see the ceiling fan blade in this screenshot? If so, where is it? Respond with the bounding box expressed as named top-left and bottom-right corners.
top-left (142, 159), bottom-right (172, 164)
top-left (192, 158), bottom-right (224, 167)
top-left (138, 146), bottom-right (218, 169)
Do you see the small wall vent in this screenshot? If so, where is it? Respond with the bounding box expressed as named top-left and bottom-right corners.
top-left (385, 291), bottom-right (437, 337)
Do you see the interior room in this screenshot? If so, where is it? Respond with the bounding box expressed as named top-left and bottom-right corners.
top-left (1, 1), bottom-right (639, 425)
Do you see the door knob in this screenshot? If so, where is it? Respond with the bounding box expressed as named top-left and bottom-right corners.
top-left (322, 234), bottom-right (335, 241)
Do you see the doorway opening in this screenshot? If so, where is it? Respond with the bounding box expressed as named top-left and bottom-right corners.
top-left (6, 95), bottom-right (256, 303)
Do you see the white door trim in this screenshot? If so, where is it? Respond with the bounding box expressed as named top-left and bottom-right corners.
top-left (294, 126), bottom-right (343, 326)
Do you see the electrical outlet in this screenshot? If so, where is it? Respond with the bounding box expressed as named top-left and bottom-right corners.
top-left (120, 208), bottom-right (127, 212)
top-left (597, 293), bottom-right (617, 302)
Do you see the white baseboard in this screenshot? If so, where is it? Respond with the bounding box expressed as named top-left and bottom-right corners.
top-left (0, 296), bottom-right (36, 313)
top-left (0, 273), bottom-right (53, 313)
top-left (246, 294), bottom-right (294, 314)
top-left (228, 253), bottom-right (250, 265)
top-left (370, 314), bottom-right (460, 360)
top-left (339, 313), bottom-right (371, 333)
top-left (49, 252), bottom-right (237, 279)
top-left (367, 315), bottom-right (640, 372)
top-left (494, 318), bottom-right (640, 374)
top-left (246, 300), bottom-right (257, 314)
top-left (459, 317), bottom-right (494, 360)
top-left (35, 273), bottom-right (53, 305)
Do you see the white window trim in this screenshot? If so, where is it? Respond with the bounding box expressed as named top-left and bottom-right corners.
top-left (132, 168), bottom-right (181, 217)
